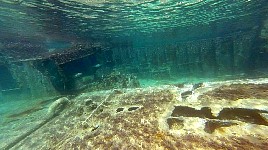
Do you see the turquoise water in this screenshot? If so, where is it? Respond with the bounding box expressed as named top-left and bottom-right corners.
top-left (0, 0), bottom-right (268, 149)
top-left (0, 0), bottom-right (266, 38)
top-left (0, 0), bottom-right (267, 115)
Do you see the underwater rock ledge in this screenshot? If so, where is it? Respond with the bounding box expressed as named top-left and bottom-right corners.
top-left (2, 78), bottom-right (268, 150)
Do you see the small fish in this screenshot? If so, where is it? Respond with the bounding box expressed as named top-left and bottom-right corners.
top-left (74, 73), bottom-right (83, 78)
top-left (93, 64), bottom-right (102, 68)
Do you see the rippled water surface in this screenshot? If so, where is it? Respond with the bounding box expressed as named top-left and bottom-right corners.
top-left (0, 0), bottom-right (266, 40)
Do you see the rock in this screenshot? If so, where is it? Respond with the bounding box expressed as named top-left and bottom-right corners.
top-left (47, 97), bottom-right (69, 117)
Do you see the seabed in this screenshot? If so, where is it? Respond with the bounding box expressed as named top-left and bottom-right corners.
top-left (1, 78), bottom-right (268, 149)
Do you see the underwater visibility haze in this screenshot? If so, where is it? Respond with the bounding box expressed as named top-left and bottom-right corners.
top-left (1, 0), bottom-right (268, 149)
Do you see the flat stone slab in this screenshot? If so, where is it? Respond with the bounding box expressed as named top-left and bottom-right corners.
top-left (1, 78), bottom-right (268, 149)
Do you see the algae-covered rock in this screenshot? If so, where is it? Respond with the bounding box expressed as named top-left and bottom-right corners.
top-left (85, 72), bottom-right (140, 92)
top-left (47, 97), bottom-right (69, 117)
